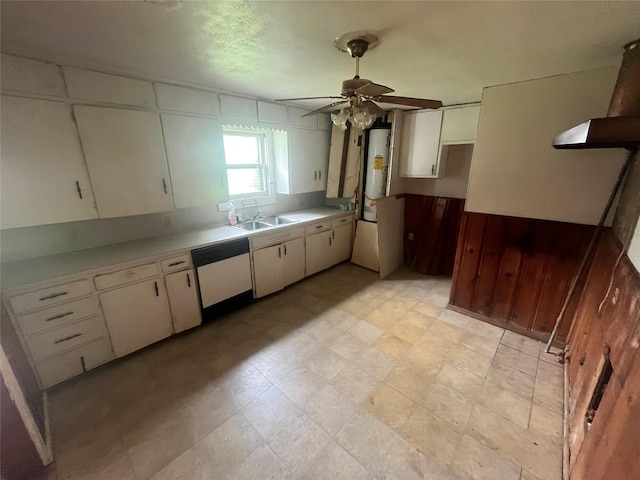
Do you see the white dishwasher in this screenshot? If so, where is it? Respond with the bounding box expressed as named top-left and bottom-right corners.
top-left (191, 238), bottom-right (253, 320)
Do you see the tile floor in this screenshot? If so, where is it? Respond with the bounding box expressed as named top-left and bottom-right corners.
top-left (47, 264), bottom-right (564, 480)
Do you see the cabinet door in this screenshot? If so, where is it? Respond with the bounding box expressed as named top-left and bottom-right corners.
top-left (305, 231), bottom-right (333, 276)
top-left (1, 96), bottom-right (98, 229)
top-left (100, 278), bottom-right (173, 358)
top-left (283, 237), bottom-right (305, 287)
top-left (288, 128), bottom-right (330, 194)
top-left (165, 269), bottom-right (201, 333)
top-left (253, 245), bottom-right (284, 298)
top-left (399, 110), bottom-right (444, 178)
top-left (440, 105), bottom-right (480, 144)
top-left (161, 114), bottom-right (227, 209)
top-left (331, 224), bottom-right (353, 266)
top-left (74, 105), bottom-right (174, 218)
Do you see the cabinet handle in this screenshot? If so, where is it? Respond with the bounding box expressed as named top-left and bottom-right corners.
top-left (284, 245), bottom-right (287, 256)
top-left (278, 247), bottom-right (282, 258)
top-left (75, 181), bottom-right (83, 200)
top-left (168, 260), bottom-right (185, 267)
top-left (154, 281), bottom-right (159, 297)
top-left (162, 178), bottom-right (168, 194)
top-left (186, 273), bottom-right (191, 288)
top-left (431, 164), bottom-right (435, 175)
top-left (314, 171), bottom-right (317, 180)
top-left (332, 230), bottom-right (335, 240)
top-left (329, 236), bottom-right (332, 246)
top-left (315, 225), bottom-right (323, 229)
top-left (80, 356), bottom-right (86, 372)
top-left (39, 291), bottom-right (68, 301)
top-left (319, 170), bottom-right (322, 180)
top-left (54, 333), bottom-right (82, 344)
top-left (46, 311), bottom-right (74, 322)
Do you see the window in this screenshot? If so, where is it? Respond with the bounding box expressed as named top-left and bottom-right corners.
top-left (223, 130), bottom-right (268, 198)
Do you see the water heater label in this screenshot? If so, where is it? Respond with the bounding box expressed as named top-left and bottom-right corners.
top-left (373, 155), bottom-right (384, 170)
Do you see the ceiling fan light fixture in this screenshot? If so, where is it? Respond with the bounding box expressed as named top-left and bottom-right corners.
top-left (352, 106), bottom-right (375, 129)
top-left (331, 108), bottom-right (351, 130)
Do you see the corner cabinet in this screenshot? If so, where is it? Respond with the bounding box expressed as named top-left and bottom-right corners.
top-left (399, 110), bottom-right (445, 178)
top-left (73, 105), bottom-right (175, 218)
top-left (277, 127), bottom-right (330, 194)
top-left (0, 96), bottom-right (99, 229)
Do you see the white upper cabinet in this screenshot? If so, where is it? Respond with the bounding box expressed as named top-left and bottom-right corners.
top-left (161, 114), bottom-right (227, 209)
top-left (219, 94), bottom-right (257, 119)
top-left (278, 127), bottom-right (330, 194)
top-left (317, 113), bottom-right (332, 131)
top-left (155, 83), bottom-right (219, 116)
top-left (63, 67), bottom-right (156, 107)
top-left (399, 110), bottom-right (445, 178)
top-left (288, 107), bottom-right (317, 129)
top-left (1, 96), bottom-right (98, 229)
top-left (440, 105), bottom-right (480, 144)
top-left (1, 55), bottom-right (66, 97)
top-left (74, 105), bottom-right (174, 218)
top-left (257, 101), bottom-right (287, 124)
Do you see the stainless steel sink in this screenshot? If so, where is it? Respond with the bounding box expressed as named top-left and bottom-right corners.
top-left (235, 221), bottom-right (272, 231)
top-left (262, 216), bottom-right (298, 226)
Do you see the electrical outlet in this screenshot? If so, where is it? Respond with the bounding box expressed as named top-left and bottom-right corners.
top-left (408, 232), bottom-right (414, 240)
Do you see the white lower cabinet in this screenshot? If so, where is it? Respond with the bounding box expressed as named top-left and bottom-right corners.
top-left (253, 237), bottom-right (306, 298)
top-left (165, 269), bottom-right (202, 333)
top-left (100, 278), bottom-right (173, 358)
top-left (306, 223), bottom-right (353, 277)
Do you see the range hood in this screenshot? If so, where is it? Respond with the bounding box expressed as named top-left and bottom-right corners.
top-left (553, 39), bottom-right (640, 150)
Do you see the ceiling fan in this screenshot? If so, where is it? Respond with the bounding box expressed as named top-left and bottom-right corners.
top-left (276, 32), bottom-right (443, 129)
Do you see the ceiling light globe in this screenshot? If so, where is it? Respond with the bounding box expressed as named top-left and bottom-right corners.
top-left (331, 109), bottom-right (349, 130)
top-left (352, 108), bottom-right (375, 129)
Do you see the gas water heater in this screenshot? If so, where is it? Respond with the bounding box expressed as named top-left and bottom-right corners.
top-left (363, 126), bottom-right (391, 222)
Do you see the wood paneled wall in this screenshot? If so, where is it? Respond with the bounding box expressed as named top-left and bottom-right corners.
top-left (450, 212), bottom-right (595, 342)
top-left (567, 233), bottom-right (640, 479)
top-left (403, 195), bottom-right (465, 276)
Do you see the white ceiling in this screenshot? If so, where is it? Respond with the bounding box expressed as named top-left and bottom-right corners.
top-left (1, 1), bottom-right (639, 109)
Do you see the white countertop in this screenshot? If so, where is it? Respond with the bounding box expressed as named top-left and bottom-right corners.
top-left (1, 207), bottom-right (351, 290)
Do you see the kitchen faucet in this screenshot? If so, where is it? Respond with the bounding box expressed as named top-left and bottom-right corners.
top-left (252, 209), bottom-right (263, 221)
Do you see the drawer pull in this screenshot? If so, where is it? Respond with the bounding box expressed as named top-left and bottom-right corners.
top-left (154, 281), bottom-right (159, 297)
top-left (315, 225), bottom-right (323, 229)
top-left (39, 291), bottom-right (68, 301)
top-left (332, 230), bottom-right (335, 240)
top-left (284, 245), bottom-right (287, 256)
top-left (80, 356), bottom-right (86, 372)
top-left (186, 273), bottom-right (191, 288)
top-left (54, 333), bottom-right (82, 344)
top-left (162, 178), bottom-right (168, 194)
top-left (46, 311), bottom-right (74, 322)
top-left (75, 180), bottom-right (83, 200)
top-left (278, 247), bottom-right (282, 258)
top-left (168, 260), bottom-right (186, 267)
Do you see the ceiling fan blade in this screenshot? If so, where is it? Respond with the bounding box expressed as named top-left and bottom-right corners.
top-left (374, 95), bottom-right (443, 109)
top-left (355, 82), bottom-right (395, 97)
top-left (275, 96), bottom-right (344, 102)
top-left (302, 101), bottom-right (349, 117)
top-left (363, 100), bottom-right (385, 117)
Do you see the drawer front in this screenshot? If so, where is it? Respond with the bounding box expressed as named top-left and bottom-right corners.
top-left (35, 338), bottom-right (114, 389)
top-left (305, 222), bottom-right (331, 235)
top-left (94, 263), bottom-right (159, 290)
top-left (17, 297), bottom-right (99, 336)
top-left (26, 316), bottom-right (108, 362)
top-left (331, 216), bottom-right (353, 228)
top-left (251, 226), bottom-right (304, 250)
top-left (160, 254), bottom-right (191, 273)
top-left (9, 280), bottom-right (92, 314)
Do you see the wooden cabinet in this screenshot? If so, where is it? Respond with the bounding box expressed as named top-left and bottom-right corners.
top-left (99, 278), bottom-right (173, 358)
top-left (1, 96), bottom-right (98, 229)
top-left (63, 67), bottom-right (155, 107)
top-left (257, 101), bottom-right (287, 124)
top-left (1, 54), bottom-right (66, 97)
top-left (440, 105), bottom-right (480, 144)
top-left (278, 127), bottom-right (330, 194)
top-left (74, 105), bottom-right (174, 218)
top-left (253, 236), bottom-right (306, 298)
top-left (165, 269), bottom-right (201, 333)
top-left (305, 222), bottom-right (354, 276)
top-left (331, 224), bottom-right (353, 265)
top-left (161, 114), bottom-right (227, 209)
top-left (399, 110), bottom-right (445, 178)
top-left (155, 83), bottom-right (219, 116)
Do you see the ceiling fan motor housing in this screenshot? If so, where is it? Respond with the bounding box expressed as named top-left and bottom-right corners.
top-left (346, 38), bottom-right (370, 58)
top-left (342, 78), bottom-right (371, 96)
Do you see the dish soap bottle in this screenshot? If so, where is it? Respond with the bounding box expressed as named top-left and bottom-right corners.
top-left (227, 202), bottom-right (237, 226)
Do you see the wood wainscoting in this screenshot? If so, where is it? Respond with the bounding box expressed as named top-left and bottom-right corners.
top-left (403, 195), bottom-right (465, 276)
top-left (449, 212), bottom-right (595, 342)
top-left (567, 232), bottom-right (640, 479)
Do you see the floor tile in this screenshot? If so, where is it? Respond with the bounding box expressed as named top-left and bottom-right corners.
top-left (459, 331), bottom-right (501, 357)
top-left (424, 382), bottom-right (475, 430)
top-left (449, 345), bottom-right (493, 377)
top-left (501, 330), bottom-right (542, 357)
top-left (183, 385), bottom-right (238, 440)
top-left (227, 444), bottom-right (291, 480)
top-left (147, 447), bottom-right (206, 480)
top-left (307, 346), bottom-right (349, 380)
top-left (487, 361), bottom-right (535, 399)
top-left (275, 364), bottom-right (326, 408)
top-left (533, 377), bottom-right (564, 414)
top-left (536, 359), bottom-right (564, 388)
top-left (412, 301), bottom-right (443, 319)
top-left (365, 383), bottom-right (416, 431)
top-left (374, 333), bottom-right (413, 358)
top-left (353, 346), bottom-right (397, 380)
top-left (218, 364), bottom-right (273, 409)
top-left (494, 344), bottom-right (539, 377)
top-left (330, 332), bottom-right (369, 360)
top-left (381, 436), bottom-right (464, 480)
top-left (332, 363), bottom-right (379, 403)
top-left (438, 309), bottom-right (475, 329)
top-left (336, 409), bottom-right (397, 474)
top-left (384, 360), bottom-right (438, 405)
top-left (242, 385), bottom-right (302, 439)
top-left (267, 413), bottom-right (331, 477)
top-left (529, 403), bottom-right (563, 437)
top-left (522, 432), bottom-right (562, 480)
top-left (436, 363), bottom-right (484, 398)
top-left (478, 380), bottom-right (532, 429)
top-left (306, 384), bottom-right (358, 436)
top-left (451, 435), bottom-right (520, 480)
top-left (301, 440), bottom-right (369, 480)
top-left (347, 320), bottom-right (385, 345)
top-left (400, 404), bottom-right (463, 464)
top-left (427, 320), bottom-right (466, 344)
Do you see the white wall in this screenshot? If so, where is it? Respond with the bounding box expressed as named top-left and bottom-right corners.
top-left (0, 192), bottom-right (325, 262)
top-left (466, 67), bottom-right (626, 225)
top-left (402, 144), bottom-right (473, 199)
